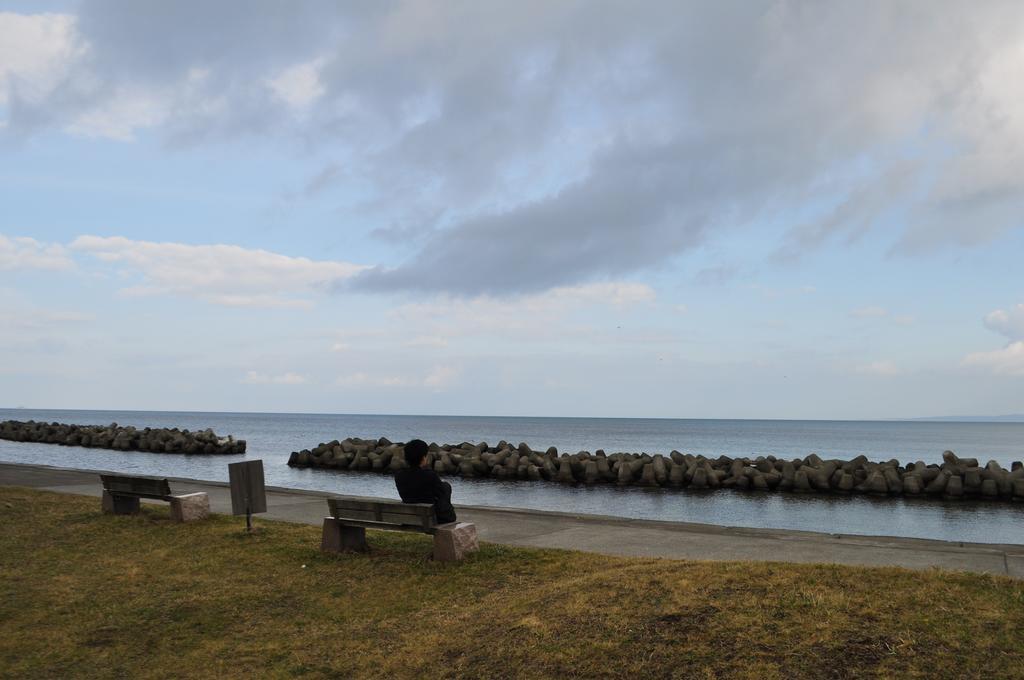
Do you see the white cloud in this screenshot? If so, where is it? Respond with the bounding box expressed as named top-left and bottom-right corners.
top-left (8, 309), bottom-right (93, 330)
top-left (382, 281), bottom-right (661, 350)
top-left (0, 10), bottom-right (225, 141)
top-left (543, 282), bottom-right (656, 307)
top-left (188, 293), bottom-right (313, 310)
top-left (242, 370), bottom-right (307, 385)
top-left (964, 341), bottom-right (1024, 377)
top-left (856, 360), bottom-right (901, 376)
top-left (0, 11), bottom-right (170, 141)
top-left (393, 281), bottom-right (655, 327)
top-left (984, 304), bottom-right (1024, 341)
top-left (926, 40), bottom-right (1024, 211)
top-left (64, 67), bottom-right (226, 141)
top-left (0, 290), bottom-right (94, 365)
top-left (71, 235), bottom-right (366, 308)
top-left (336, 372), bottom-right (411, 388)
top-left (0, 289), bottom-right (93, 332)
top-left (64, 87), bottom-right (168, 141)
top-left (963, 305), bottom-right (1024, 377)
top-left (5, 4), bottom-right (1024, 288)
top-left (266, 57), bottom-right (326, 110)
top-left (335, 365), bottom-right (461, 390)
top-left (424, 364), bottom-right (459, 389)
top-left (0, 12), bottom-right (82, 107)
top-left (0, 235), bottom-right (75, 271)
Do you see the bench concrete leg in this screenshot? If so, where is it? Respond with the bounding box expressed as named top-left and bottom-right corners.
top-left (169, 493), bottom-right (210, 522)
top-left (433, 522), bottom-right (479, 562)
top-left (321, 518), bottom-right (368, 553)
top-left (102, 490), bottom-right (140, 515)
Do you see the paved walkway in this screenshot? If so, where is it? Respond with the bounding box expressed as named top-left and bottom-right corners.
top-left (3, 462), bottom-right (1022, 578)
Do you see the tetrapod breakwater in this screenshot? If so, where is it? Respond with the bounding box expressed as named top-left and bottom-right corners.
top-left (288, 436), bottom-right (1024, 503)
top-left (0, 420), bottom-right (246, 454)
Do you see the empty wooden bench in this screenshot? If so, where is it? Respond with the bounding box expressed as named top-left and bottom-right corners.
top-left (100, 474), bottom-right (210, 522)
top-left (321, 497), bottom-right (478, 561)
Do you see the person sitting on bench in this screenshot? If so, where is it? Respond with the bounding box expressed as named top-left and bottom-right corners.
top-left (394, 439), bottom-right (457, 523)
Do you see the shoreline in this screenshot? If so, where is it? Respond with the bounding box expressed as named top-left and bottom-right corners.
top-left (3, 461), bottom-right (1022, 577)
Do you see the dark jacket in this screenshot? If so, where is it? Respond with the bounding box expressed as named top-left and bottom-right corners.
top-left (395, 466), bottom-right (456, 523)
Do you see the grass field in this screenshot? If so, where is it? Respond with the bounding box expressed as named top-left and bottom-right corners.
top-left (1, 486), bottom-right (1022, 679)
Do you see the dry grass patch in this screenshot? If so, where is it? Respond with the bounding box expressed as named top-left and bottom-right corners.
top-left (1, 487), bottom-right (1022, 679)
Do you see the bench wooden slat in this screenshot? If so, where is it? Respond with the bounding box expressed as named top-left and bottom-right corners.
top-left (329, 508), bottom-right (377, 522)
top-left (328, 498), bottom-right (433, 517)
top-left (100, 474), bottom-right (171, 498)
top-left (327, 497), bottom-right (436, 531)
top-left (330, 504), bottom-right (433, 520)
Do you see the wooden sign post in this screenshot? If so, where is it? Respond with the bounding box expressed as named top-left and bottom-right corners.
top-left (228, 459), bottom-right (267, 532)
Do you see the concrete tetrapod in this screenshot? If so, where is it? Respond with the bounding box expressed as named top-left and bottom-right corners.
top-left (0, 419), bottom-right (245, 455)
top-left (286, 437), bottom-right (1024, 504)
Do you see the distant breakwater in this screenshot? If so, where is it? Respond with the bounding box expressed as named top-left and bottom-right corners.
top-left (289, 437), bottom-right (1024, 503)
top-left (0, 420), bottom-right (246, 454)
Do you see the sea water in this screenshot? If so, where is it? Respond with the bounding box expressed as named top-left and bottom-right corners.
top-left (2, 408), bottom-right (1022, 544)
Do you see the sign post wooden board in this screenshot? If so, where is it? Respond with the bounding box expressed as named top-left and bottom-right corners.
top-left (228, 459), bottom-right (266, 530)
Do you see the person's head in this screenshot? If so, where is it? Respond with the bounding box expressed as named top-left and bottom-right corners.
top-left (404, 439), bottom-right (429, 467)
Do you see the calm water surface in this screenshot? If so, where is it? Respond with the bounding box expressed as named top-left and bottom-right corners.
top-left (2, 408), bottom-right (1022, 544)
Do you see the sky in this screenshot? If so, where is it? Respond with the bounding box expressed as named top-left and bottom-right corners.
top-left (1, 1), bottom-right (1023, 419)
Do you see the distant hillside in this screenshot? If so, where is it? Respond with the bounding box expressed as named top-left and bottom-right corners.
top-left (907, 414), bottom-right (1024, 423)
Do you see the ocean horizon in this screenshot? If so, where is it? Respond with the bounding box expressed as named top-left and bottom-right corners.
top-left (8, 405), bottom-right (1024, 422)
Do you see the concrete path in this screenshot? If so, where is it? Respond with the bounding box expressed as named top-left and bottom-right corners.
top-left (3, 462), bottom-right (1022, 578)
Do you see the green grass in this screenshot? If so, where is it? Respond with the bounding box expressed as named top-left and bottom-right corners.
top-left (1, 487), bottom-right (1023, 679)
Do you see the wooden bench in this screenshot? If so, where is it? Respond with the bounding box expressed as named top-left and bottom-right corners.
top-left (100, 474), bottom-right (210, 523)
top-left (321, 497), bottom-right (478, 561)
